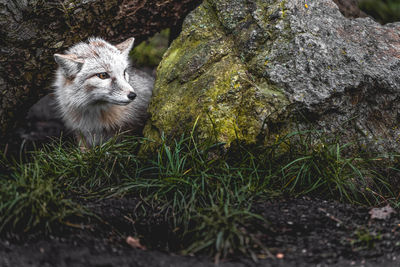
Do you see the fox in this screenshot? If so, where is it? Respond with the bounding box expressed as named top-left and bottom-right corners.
top-left (53, 37), bottom-right (154, 148)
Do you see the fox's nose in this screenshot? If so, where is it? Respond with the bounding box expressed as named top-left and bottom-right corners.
top-left (127, 92), bottom-right (137, 100)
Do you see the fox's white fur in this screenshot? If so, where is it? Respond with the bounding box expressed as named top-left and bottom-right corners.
top-left (53, 37), bottom-right (154, 147)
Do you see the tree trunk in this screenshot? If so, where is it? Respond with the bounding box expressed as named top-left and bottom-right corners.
top-left (0, 0), bottom-right (201, 138)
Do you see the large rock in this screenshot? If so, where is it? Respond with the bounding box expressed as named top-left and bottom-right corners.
top-left (144, 0), bottom-right (400, 152)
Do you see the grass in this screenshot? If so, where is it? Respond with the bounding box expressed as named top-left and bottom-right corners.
top-left (276, 131), bottom-right (393, 204)
top-left (0, 154), bottom-right (84, 233)
top-left (0, 129), bottom-right (398, 260)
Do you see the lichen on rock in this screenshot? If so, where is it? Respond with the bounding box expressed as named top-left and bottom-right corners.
top-left (145, 0), bottom-right (400, 152)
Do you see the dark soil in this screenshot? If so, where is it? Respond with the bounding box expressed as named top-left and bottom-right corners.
top-left (1, 197), bottom-right (399, 267)
top-left (2, 92), bottom-right (400, 266)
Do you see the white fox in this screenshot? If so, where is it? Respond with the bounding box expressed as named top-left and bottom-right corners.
top-left (53, 37), bottom-right (154, 147)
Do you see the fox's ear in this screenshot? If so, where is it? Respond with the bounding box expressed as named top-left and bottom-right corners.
top-left (115, 37), bottom-right (135, 58)
top-left (54, 54), bottom-right (84, 77)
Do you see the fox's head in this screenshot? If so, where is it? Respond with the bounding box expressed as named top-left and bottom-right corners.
top-left (54, 37), bottom-right (136, 107)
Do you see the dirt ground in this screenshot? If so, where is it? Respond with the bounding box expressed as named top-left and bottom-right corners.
top-left (1, 197), bottom-right (399, 267)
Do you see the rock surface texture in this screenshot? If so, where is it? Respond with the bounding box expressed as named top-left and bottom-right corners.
top-left (145, 0), bottom-right (400, 152)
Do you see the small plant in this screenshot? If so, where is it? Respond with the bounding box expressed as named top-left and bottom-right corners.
top-left (183, 200), bottom-right (269, 263)
top-left (350, 227), bottom-right (382, 250)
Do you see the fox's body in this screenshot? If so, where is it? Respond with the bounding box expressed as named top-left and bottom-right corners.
top-left (53, 37), bottom-right (154, 146)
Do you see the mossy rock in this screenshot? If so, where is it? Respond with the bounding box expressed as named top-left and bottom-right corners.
top-left (144, 0), bottom-right (289, 148)
top-left (144, 0), bottom-right (400, 152)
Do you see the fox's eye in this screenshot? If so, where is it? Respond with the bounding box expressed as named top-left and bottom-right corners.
top-left (96, 72), bottom-right (110, 79)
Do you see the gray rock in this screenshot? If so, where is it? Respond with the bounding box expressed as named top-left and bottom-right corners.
top-left (145, 0), bottom-right (400, 153)
top-left (266, 0), bottom-right (400, 152)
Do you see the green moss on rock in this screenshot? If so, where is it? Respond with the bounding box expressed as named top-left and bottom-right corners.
top-left (130, 29), bottom-right (170, 67)
top-left (144, 0), bottom-right (290, 148)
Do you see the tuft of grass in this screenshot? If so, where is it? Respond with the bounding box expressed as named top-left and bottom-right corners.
top-left (276, 131), bottom-right (392, 204)
top-left (0, 157), bottom-right (83, 234)
top-left (0, 135), bottom-right (141, 234)
top-left (183, 199), bottom-right (269, 263)
top-left (116, 133), bottom-right (269, 260)
top-left (19, 136), bottom-right (142, 195)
